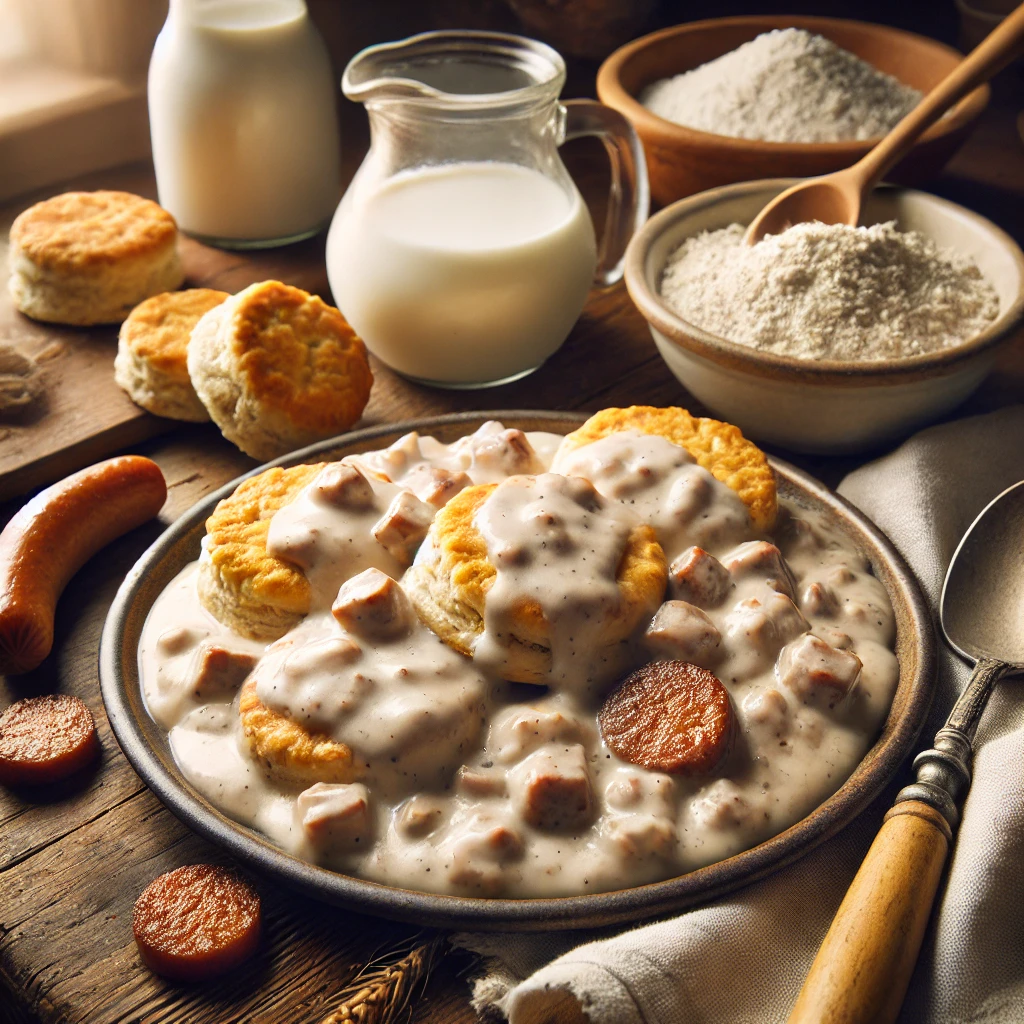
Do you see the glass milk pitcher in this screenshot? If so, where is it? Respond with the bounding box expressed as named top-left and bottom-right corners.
top-left (326, 31), bottom-right (648, 388)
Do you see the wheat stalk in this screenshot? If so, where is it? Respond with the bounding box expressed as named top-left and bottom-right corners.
top-left (319, 932), bottom-right (449, 1024)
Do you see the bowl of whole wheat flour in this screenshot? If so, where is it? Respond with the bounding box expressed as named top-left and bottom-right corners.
top-left (624, 179), bottom-right (1024, 454)
top-left (597, 16), bottom-right (989, 206)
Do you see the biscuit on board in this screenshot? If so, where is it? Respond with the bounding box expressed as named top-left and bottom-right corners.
top-left (199, 463), bottom-right (326, 640)
top-left (8, 191), bottom-right (184, 326)
top-left (114, 289), bottom-right (230, 421)
top-left (558, 406), bottom-right (777, 530)
top-left (187, 281), bottom-right (373, 460)
top-left (238, 677), bottom-right (360, 787)
top-left (402, 478), bottom-right (667, 685)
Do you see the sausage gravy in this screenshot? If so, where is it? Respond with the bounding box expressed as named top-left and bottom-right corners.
top-left (140, 422), bottom-right (899, 897)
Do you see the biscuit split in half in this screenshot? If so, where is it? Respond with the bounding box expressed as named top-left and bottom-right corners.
top-left (557, 405), bottom-right (777, 530)
top-left (187, 280), bottom-right (373, 460)
top-left (8, 191), bottom-right (184, 326)
top-left (115, 289), bottom-right (229, 421)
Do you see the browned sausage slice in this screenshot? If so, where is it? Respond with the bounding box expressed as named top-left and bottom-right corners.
top-left (599, 660), bottom-right (735, 775)
top-left (133, 865), bottom-right (261, 981)
top-left (0, 694), bottom-right (99, 785)
top-left (0, 455), bottom-right (166, 674)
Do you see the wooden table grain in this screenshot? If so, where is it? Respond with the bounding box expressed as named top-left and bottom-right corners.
top-left (1, 86), bottom-right (1022, 1024)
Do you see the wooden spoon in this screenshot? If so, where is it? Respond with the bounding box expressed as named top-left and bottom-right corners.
top-left (744, 4), bottom-right (1024, 245)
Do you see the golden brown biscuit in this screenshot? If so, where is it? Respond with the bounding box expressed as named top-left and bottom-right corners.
top-left (187, 281), bottom-right (373, 460)
top-left (114, 289), bottom-right (230, 421)
top-left (199, 463), bottom-right (325, 640)
top-left (8, 191), bottom-right (184, 325)
top-left (558, 406), bottom-right (777, 530)
top-left (238, 678), bottom-right (360, 786)
top-left (402, 477), bottom-right (667, 684)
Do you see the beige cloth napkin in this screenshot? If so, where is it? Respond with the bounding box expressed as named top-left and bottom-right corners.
top-left (458, 405), bottom-right (1024, 1024)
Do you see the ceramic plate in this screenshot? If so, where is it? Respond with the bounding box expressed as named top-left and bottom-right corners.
top-left (99, 411), bottom-right (935, 931)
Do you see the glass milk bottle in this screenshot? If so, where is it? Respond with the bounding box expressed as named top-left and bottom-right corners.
top-left (326, 31), bottom-right (648, 388)
top-left (148, 0), bottom-right (340, 248)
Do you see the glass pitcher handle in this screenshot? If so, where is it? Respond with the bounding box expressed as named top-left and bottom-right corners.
top-left (562, 99), bottom-right (649, 289)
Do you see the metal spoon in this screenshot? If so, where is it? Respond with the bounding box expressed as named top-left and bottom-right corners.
top-left (744, 3), bottom-right (1024, 245)
top-left (788, 479), bottom-right (1024, 1024)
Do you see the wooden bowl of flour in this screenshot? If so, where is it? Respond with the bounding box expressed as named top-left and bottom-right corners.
top-left (624, 180), bottom-right (1024, 454)
top-left (597, 16), bottom-right (989, 206)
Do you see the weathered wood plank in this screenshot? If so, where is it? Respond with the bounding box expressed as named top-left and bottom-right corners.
top-left (0, 788), bottom-right (475, 1024)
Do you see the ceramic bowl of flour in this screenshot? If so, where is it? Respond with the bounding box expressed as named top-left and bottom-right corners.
top-left (624, 180), bottom-right (1024, 454)
top-left (597, 15), bottom-right (989, 206)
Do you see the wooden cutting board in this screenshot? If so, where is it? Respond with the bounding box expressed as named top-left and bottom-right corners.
top-left (0, 280), bottom-right (173, 503)
top-left (0, 182), bottom-right (176, 503)
top-left (0, 165), bottom-right (342, 504)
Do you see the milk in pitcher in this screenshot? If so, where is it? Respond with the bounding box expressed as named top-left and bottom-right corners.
top-left (327, 162), bottom-right (597, 387)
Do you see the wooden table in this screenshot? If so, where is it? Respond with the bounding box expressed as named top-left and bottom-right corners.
top-left (2, 85), bottom-right (1022, 1024)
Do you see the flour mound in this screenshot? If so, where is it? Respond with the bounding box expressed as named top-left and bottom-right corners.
top-left (659, 221), bottom-right (1000, 362)
top-left (641, 28), bottom-right (922, 143)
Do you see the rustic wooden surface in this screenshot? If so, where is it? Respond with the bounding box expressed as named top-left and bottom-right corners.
top-left (1, 74), bottom-right (1023, 1024)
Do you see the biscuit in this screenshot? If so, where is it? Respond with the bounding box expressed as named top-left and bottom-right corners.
top-left (402, 477), bottom-right (667, 684)
top-left (238, 678), bottom-right (359, 786)
top-left (187, 281), bottom-right (373, 460)
top-left (8, 191), bottom-right (184, 326)
top-left (114, 289), bottom-right (229, 421)
top-left (558, 406), bottom-right (777, 530)
top-left (199, 463), bottom-right (325, 640)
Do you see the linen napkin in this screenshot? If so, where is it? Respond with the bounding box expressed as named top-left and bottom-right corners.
top-left (458, 404), bottom-right (1024, 1024)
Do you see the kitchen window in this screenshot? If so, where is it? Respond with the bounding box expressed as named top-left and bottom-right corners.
top-left (0, 0), bottom-right (166, 201)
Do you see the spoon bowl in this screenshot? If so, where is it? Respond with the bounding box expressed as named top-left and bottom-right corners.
top-left (940, 479), bottom-right (1024, 668)
top-left (743, 172), bottom-right (862, 241)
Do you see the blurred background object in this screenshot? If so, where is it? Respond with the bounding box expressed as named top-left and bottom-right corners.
top-left (504, 0), bottom-right (660, 59)
top-left (956, 0), bottom-right (1020, 50)
top-left (13, 0), bottom-right (166, 78)
top-left (0, 0), bottom-right (166, 200)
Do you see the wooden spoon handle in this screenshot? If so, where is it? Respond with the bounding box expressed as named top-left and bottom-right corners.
top-left (856, 4), bottom-right (1024, 189)
top-left (786, 800), bottom-right (951, 1024)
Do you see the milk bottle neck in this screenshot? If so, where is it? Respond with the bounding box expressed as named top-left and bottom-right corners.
top-left (167, 0), bottom-right (308, 30)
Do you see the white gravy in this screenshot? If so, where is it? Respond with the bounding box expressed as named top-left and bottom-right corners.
top-left (551, 430), bottom-right (751, 560)
top-left (472, 473), bottom-right (640, 692)
top-left (139, 423), bottom-right (900, 897)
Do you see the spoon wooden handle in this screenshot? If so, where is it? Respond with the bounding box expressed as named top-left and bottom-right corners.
top-left (786, 800), bottom-right (950, 1024)
top-left (855, 3), bottom-right (1024, 190)
top-left (788, 657), bottom-right (1009, 1023)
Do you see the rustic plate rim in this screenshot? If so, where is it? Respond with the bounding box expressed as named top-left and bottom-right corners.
top-left (99, 410), bottom-right (936, 932)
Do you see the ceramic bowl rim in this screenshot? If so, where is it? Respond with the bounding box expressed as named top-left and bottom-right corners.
top-left (623, 180), bottom-right (1024, 385)
top-left (99, 411), bottom-right (936, 932)
top-left (596, 14), bottom-right (990, 155)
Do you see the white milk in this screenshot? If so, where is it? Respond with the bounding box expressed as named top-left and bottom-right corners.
top-left (148, 0), bottom-right (340, 246)
top-left (326, 162), bottom-right (597, 385)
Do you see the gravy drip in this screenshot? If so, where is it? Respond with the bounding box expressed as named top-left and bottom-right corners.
top-left (266, 465), bottom-right (406, 606)
top-left (473, 473), bottom-right (639, 692)
top-left (552, 430), bottom-right (751, 559)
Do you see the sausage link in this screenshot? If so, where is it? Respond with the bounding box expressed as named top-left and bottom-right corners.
top-left (0, 456), bottom-right (167, 674)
